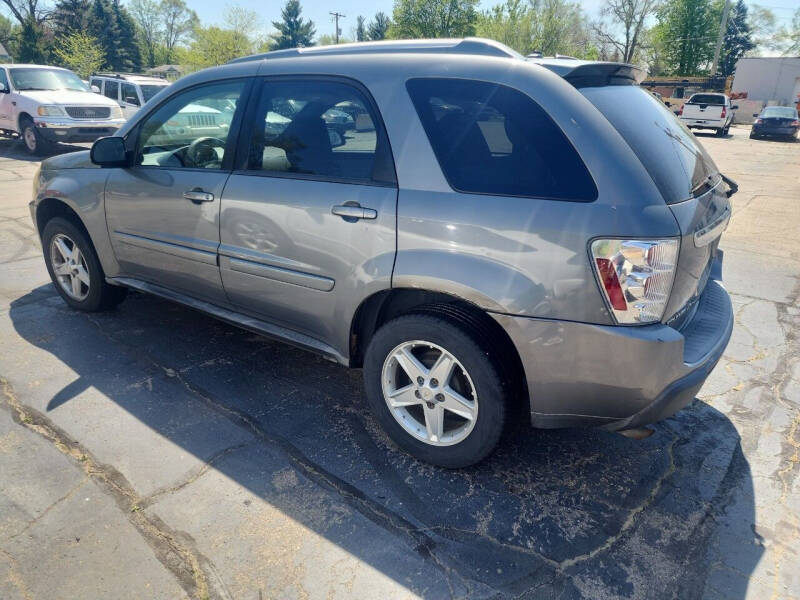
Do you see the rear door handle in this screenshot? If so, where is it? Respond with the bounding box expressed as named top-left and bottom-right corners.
top-left (331, 204), bottom-right (377, 220)
top-left (183, 189), bottom-right (214, 204)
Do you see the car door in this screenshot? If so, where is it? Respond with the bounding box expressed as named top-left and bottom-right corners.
top-left (120, 82), bottom-right (141, 119)
top-left (105, 79), bottom-right (248, 304)
top-left (0, 67), bottom-right (13, 130)
top-left (219, 76), bottom-right (397, 352)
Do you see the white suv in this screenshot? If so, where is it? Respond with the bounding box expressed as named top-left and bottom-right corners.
top-left (89, 73), bottom-right (170, 119)
top-left (0, 64), bottom-right (125, 154)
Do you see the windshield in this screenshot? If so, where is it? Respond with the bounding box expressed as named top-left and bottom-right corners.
top-left (581, 85), bottom-right (719, 204)
top-left (141, 84), bottom-right (168, 102)
top-left (9, 68), bottom-right (88, 92)
top-left (687, 94), bottom-right (725, 105)
top-left (762, 106), bottom-right (797, 119)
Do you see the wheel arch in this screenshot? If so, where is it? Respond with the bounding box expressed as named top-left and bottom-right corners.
top-left (17, 111), bottom-right (34, 129)
top-left (36, 198), bottom-right (99, 258)
top-left (349, 288), bottom-right (528, 411)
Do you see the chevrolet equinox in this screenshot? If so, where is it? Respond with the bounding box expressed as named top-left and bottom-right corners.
top-left (30, 39), bottom-right (735, 467)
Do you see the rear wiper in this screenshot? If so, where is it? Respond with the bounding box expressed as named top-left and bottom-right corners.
top-left (720, 174), bottom-right (738, 198)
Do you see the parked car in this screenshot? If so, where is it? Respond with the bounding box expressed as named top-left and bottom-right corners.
top-left (678, 92), bottom-right (737, 136)
top-left (89, 73), bottom-right (170, 119)
top-left (30, 40), bottom-right (735, 467)
top-left (750, 106), bottom-right (799, 140)
top-left (0, 64), bottom-right (125, 154)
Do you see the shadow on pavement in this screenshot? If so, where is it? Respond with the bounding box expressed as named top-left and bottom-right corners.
top-left (0, 139), bottom-right (89, 161)
top-left (9, 286), bottom-right (764, 598)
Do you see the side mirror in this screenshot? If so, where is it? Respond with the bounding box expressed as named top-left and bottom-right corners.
top-left (90, 137), bottom-right (129, 167)
top-left (328, 129), bottom-right (345, 148)
top-left (664, 101), bottom-right (671, 107)
top-left (125, 96), bottom-right (140, 106)
top-left (731, 105), bottom-right (739, 110)
top-left (752, 113), bottom-right (758, 118)
top-left (91, 85), bottom-right (100, 93)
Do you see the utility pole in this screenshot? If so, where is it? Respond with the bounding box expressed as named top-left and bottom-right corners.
top-left (711, 0), bottom-right (731, 76)
top-left (330, 12), bottom-right (346, 44)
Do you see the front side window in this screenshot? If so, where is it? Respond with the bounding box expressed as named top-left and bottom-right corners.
top-left (122, 83), bottom-right (140, 106)
top-left (104, 80), bottom-right (119, 101)
top-left (9, 68), bottom-right (88, 92)
top-left (136, 80), bottom-right (245, 170)
top-left (406, 78), bottom-right (597, 201)
top-left (0, 68), bottom-right (8, 91)
top-left (247, 79), bottom-right (389, 183)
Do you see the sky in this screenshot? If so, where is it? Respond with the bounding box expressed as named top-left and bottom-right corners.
top-left (190, 0), bottom-right (798, 41)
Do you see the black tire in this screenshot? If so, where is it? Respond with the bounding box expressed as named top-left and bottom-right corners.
top-left (715, 127), bottom-right (725, 137)
top-left (42, 217), bottom-right (127, 312)
top-left (363, 312), bottom-right (509, 468)
top-left (20, 117), bottom-right (52, 156)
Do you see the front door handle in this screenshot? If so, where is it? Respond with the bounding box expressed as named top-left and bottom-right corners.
top-left (331, 204), bottom-right (377, 221)
top-left (183, 188), bottom-right (214, 204)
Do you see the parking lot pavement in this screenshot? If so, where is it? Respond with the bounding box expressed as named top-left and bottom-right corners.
top-left (0, 126), bottom-right (798, 599)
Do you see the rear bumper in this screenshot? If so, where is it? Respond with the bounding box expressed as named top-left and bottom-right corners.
top-left (492, 274), bottom-right (733, 430)
top-left (752, 125), bottom-right (798, 136)
top-left (681, 117), bottom-right (725, 129)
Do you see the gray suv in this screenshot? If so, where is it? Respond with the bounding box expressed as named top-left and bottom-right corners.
top-left (30, 39), bottom-right (734, 467)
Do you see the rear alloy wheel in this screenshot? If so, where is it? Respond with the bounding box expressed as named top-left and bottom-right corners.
top-left (42, 217), bottom-right (127, 312)
top-left (363, 312), bottom-right (508, 467)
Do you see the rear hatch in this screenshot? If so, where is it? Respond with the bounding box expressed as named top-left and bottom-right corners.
top-left (681, 94), bottom-right (727, 123)
top-left (533, 61), bottom-right (732, 328)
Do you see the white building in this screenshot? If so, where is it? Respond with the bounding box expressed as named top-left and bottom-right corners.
top-left (732, 57), bottom-right (800, 107)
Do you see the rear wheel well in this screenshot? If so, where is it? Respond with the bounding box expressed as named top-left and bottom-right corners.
top-left (350, 289), bottom-right (528, 409)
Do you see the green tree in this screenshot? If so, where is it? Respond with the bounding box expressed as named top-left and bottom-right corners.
top-left (718, 0), bottom-right (754, 76)
top-left (270, 0), bottom-right (315, 50)
top-left (653, 0), bottom-right (719, 75)
top-left (129, 0), bottom-right (161, 67)
top-left (593, 0), bottom-right (659, 64)
top-left (54, 32), bottom-right (105, 77)
top-left (317, 33), bottom-right (353, 45)
top-left (184, 25), bottom-right (253, 69)
top-left (161, 0), bottom-right (198, 61)
top-left (367, 12), bottom-right (391, 40)
top-left (112, 0), bottom-right (142, 71)
top-left (0, 14), bottom-right (20, 58)
top-left (52, 0), bottom-right (91, 38)
top-left (476, 0), bottom-right (536, 54)
top-left (390, 0), bottom-right (479, 38)
top-left (776, 8), bottom-right (799, 55)
top-left (17, 16), bottom-right (47, 63)
top-left (87, 0), bottom-right (120, 69)
top-left (356, 15), bottom-right (366, 41)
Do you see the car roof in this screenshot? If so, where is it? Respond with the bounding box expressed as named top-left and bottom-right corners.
top-left (1, 63), bottom-right (72, 70)
top-left (92, 73), bottom-right (169, 84)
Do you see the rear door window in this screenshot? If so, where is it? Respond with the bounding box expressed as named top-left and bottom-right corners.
top-left (406, 78), bottom-right (596, 201)
top-left (687, 94), bottom-right (726, 105)
top-left (104, 80), bottom-right (119, 101)
top-left (581, 85), bottom-right (719, 204)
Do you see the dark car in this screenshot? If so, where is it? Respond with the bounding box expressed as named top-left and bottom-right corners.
top-left (750, 106), bottom-right (799, 140)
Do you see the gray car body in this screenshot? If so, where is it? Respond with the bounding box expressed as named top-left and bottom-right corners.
top-left (30, 44), bottom-right (733, 430)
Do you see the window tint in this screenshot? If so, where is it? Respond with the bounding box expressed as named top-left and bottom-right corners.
top-left (137, 80), bottom-right (245, 169)
top-left (406, 78), bottom-right (596, 201)
top-left (0, 69), bottom-right (8, 91)
top-left (103, 80), bottom-right (119, 101)
top-left (122, 83), bottom-right (140, 106)
top-left (688, 94), bottom-right (725, 105)
top-left (762, 106), bottom-right (797, 119)
top-left (247, 79), bottom-right (389, 183)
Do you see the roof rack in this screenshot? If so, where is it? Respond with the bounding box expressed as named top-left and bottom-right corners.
top-left (228, 38), bottom-right (521, 65)
top-left (92, 72), bottom-right (157, 79)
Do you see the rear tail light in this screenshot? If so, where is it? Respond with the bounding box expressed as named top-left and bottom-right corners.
top-left (590, 239), bottom-right (679, 324)
top-left (721, 107), bottom-right (727, 118)
top-left (678, 105), bottom-right (683, 116)
top-left (792, 120), bottom-right (800, 126)
top-left (756, 118), bottom-right (763, 124)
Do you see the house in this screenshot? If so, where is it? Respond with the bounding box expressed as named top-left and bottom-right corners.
top-left (144, 64), bottom-right (183, 81)
top-left (731, 57), bottom-right (800, 107)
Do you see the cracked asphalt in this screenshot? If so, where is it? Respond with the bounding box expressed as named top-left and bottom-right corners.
top-left (0, 127), bottom-right (798, 599)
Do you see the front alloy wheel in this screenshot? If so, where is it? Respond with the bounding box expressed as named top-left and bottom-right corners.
top-left (50, 233), bottom-right (91, 301)
top-left (382, 340), bottom-right (478, 446)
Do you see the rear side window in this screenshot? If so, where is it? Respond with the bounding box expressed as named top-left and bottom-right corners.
top-left (688, 94), bottom-right (725, 105)
top-left (581, 85), bottom-right (719, 204)
top-left (104, 80), bottom-right (119, 101)
top-left (406, 78), bottom-right (597, 201)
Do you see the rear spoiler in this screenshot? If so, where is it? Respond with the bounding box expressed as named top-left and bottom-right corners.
top-left (528, 59), bottom-right (646, 88)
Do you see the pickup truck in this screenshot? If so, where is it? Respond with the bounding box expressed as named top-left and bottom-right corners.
top-left (0, 64), bottom-right (125, 155)
top-left (678, 93), bottom-right (737, 136)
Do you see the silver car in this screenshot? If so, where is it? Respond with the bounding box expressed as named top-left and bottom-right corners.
top-left (30, 39), bottom-right (734, 467)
